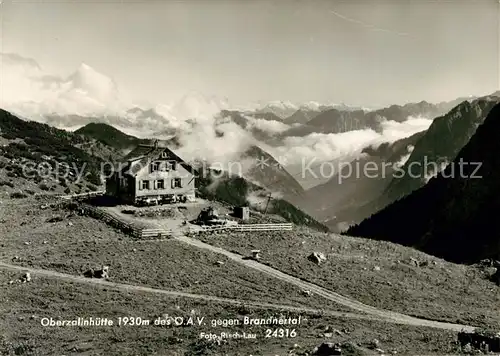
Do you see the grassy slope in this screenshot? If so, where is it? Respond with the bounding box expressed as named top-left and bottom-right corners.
top-left (0, 197), bottom-right (340, 312)
top-left (0, 273), bottom-right (461, 356)
top-left (0, 109), bottom-right (120, 194)
top-left (199, 228), bottom-right (500, 329)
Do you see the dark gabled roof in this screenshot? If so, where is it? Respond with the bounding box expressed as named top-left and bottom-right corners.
top-left (119, 144), bottom-right (196, 177)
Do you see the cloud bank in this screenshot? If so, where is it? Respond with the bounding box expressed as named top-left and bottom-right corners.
top-left (263, 116), bottom-right (432, 167)
top-left (1, 52), bottom-right (434, 189)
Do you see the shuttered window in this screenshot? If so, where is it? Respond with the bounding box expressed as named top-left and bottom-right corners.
top-left (172, 178), bottom-right (182, 189)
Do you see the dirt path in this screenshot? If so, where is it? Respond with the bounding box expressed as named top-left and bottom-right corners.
top-left (0, 259), bottom-right (475, 332)
top-left (0, 260), bottom-right (391, 323)
top-left (174, 235), bottom-right (476, 332)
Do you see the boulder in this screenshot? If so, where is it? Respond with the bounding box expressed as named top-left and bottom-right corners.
top-left (251, 250), bottom-right (261, 260)
top-left (368, 339), bottom-right (380, 349)
top-left (409, 257), bottom-right (420, 267)
top-left (408, 257), bottom-right (429, 267)
top-left (491, 268), bottom-right (500, 286)
top-left (95, 266), bottom-right (109, 279)
top-left (84, 265), bottom-right (109, 279)
top-left (21, 272), bottom-right (31, 283)
top-left (308, 252), bottom-right (327, 265)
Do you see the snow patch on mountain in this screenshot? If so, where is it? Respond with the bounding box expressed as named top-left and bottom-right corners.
top-left (256, 100), bottom-right (298, 119)
top-left (254, 100), bottom-right (370, 119)
top-left (300, 101), bottom-right (324, 111)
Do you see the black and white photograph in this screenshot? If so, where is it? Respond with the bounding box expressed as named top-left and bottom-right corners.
top-left (0, 0), bottom-right (499, 355)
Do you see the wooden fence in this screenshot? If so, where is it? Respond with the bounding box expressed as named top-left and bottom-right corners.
top-left (75, 204), bottom-right (141, 238)
top-left (58, 192), bottom-right (293, 239)
top-left (58, 190), bottom-right (105, 200)
top-left (138, 223), bottom-right (293, 239)
top-left (197, 223), bottom-right (293, 233)
top-left (135, 228), bottom-right (173, 239)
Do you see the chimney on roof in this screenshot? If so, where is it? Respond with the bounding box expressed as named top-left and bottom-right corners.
top-left (153, 139), bottom-right (159, 149)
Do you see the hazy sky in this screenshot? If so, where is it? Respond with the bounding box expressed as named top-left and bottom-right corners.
top-left (1, 0), bottom-right (499, 107)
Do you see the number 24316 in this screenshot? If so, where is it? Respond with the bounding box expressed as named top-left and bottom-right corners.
top-left (265, 328), bottom-right (297, 338)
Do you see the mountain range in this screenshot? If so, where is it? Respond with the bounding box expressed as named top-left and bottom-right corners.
top-left (254, 100), bottom-right (366, 121)
top-left (383, 96), bottom-right (500, 202)
top-left (278, 100), bottom-right (464, 138)
top-left (346, 100), bottom-right (500, 264)
top-left (298, 93), bottom-right (499, 230)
